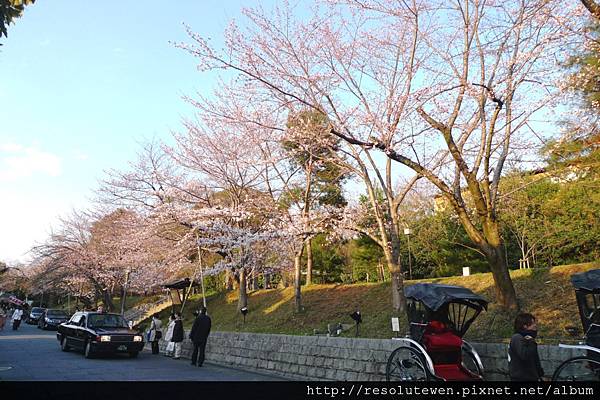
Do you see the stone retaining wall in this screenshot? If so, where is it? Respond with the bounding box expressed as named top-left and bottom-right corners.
top-left (159, 332), bottom-right (585, 381)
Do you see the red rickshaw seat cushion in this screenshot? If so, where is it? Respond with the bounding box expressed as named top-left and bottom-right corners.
top-left (423, 321), bottom-right (463, 351)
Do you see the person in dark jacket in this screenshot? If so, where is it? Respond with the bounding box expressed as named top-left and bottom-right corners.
top-left (171, 312), bottom-right (184, 360)
top-left (189, 307), bottom-right (212, 367)
top-left (508, 313), bottom-right (545, 381)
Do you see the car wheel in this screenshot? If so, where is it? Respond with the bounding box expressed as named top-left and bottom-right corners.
top-left (84, 341), bottom-right (94, 359)
top-left (129, 351), bottom-right (139, 358)
top-left (61, 337), bottom-right (70, 352)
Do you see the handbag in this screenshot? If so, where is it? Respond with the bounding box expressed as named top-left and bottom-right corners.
top-left (166, 341), bottom-right (174, 352)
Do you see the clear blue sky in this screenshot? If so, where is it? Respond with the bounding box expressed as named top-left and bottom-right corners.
top-left (0, 1), bottom-right (558, 264)
top-left (0, 0), bottom-right (277, 263)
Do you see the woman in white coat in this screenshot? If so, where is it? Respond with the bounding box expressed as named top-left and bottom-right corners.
top-left (148, 313), bottom-right (163, 355)
top-left (11, 307), bottom-right (23, 330)
top-left (163, 314), bottom-right (176, 357)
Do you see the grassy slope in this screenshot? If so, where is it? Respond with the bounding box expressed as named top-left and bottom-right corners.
top-left (144, 262), bottom-right (599, 344)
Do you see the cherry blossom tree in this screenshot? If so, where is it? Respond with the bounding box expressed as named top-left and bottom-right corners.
top-left (175, 0), bottom-right (583, 311)
top-left (195, 213), bottom-right (283, 310)
top-left (174, 1), bottom-right (438, 314)
top-left (329, 0), bottom-right (582, 310)
top-left (29, 208), bottom-right (173, 311)
top-left (97, 140), bottom-right (211, 212)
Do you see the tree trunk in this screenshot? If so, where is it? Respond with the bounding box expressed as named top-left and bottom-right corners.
top-left (378, 261), bottom-right (385, 282)
top-left (264, 273), bottom-right (271, 289)
top-left (389, 266), bottom-right (406, 315)
top-left (484, 243), bottom-right (519, 310)
top-left (238, 268), bottom-right (248, 311)
top-left (252, 269), bottom-right (259, 291)
top-left (382, 242), bottom-right (406, 315)
top-left (120, 285), bottom-right (126, 314)
top-left (279, 271), bottom-right (292, 288)
top-left (306, 238), bottom-right (313, 286)
top-left (294, 249), bottom-right (303, 313)
top-left (225, 269), bottom-right (233, 291)
top-left (102, 290), bottom-right (115, 312)
top-left (455, 207), bottom-right (519, 311)
top-left (482, 220), bottom-right (519, 310)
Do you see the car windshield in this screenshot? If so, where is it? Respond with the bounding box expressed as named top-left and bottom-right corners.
top-left (31, 308), bottom-right (44, 313)
top-left (47, 311), bottom-right (67, 317)
top-left (87, 314), bottom-right (128, 328)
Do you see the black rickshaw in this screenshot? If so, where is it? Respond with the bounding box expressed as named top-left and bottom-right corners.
top-left (552, 269), bottom-right (600, 381)
top-left (386, 283), bottom-right (488, 381)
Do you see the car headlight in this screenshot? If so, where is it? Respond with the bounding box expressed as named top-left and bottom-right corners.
top-left (100, 335), bottom-right (111, 342)
top-left (133, 335), bottom-right (143, 342)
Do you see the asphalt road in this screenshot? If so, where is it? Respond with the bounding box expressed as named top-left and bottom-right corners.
top-left (0, 321), bottom-right (285, 381)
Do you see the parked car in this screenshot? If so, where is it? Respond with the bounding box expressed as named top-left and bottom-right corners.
top-left (26, 307), bottom-right (46, 324)
top-left (56, 311), bottom-right (144, 358)
top-left (38, 309), bottom-right (69, 330)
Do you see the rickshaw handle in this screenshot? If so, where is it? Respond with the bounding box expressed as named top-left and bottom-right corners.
top-left (557, 343), bottom-right (600, 356)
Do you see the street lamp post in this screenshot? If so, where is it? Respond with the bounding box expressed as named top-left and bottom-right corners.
top-left (195, 232), bottom-right (207, 309)
top-left (120, 268), bottom-right (131, 316)
top-left (198, 249), bottom-right (207, 309)
top-left (403, 228), bottom-right (413, 280)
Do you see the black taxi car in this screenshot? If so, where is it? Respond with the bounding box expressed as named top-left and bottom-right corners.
top-left (56, 311), bottom-right (144, 358)
top-left (38, 309), bottom-right (69, 330)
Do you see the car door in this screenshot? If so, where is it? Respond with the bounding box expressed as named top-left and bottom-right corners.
top-left (65, 313), bottom-right (82, 349)
top-left (73, 315), bottom-right (88, 350)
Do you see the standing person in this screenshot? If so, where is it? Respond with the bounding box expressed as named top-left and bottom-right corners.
top-left (11, 307), bottom-right (23, 331)
top-left (163, 314), bottom-right (176, 357)
top-left (189, 307), bottom-right (212, 367)
top-left (508, 313), bottom-right (545, 381)
top-left (148, 313), bottom-right (163, 355)
top-left (0, 306), bottom-right (6, 331)
top-left (171, 312), bottom-right (184, 360)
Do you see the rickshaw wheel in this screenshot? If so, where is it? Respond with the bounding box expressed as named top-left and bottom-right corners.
top-left (461, 349), bottom-right (483, 377)
top-left (552, 357), bottom-right (600, 381)
top-left (386, 346), bottom-right (429, 381)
